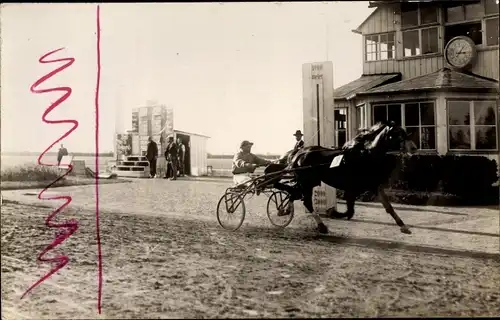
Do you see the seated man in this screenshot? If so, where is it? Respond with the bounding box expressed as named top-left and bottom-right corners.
top-left (232, 140), bottom-right (272, 186)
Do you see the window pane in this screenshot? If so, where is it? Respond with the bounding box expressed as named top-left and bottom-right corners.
top-left (422, 27), bottom-right (438, 54)
top-left (485, 0), bottom-right (499, 15)
top-left (449, 126), bottom-right (471, 149)
top-left (373, 105), bottom-right (387, 123)
top-left (421, 127), bottom-right (436, 149)
top-left (335, 109), bottom-right (347, 130)
top-left (486, 18), bottom-right (499, 46)
top-left (445, 22), bottom-right (483, 45)
top-left (475, 101), bottom-right (497, 125)
top-left (476, 126), bottom-right (498, 149)
top-left (446, 5), bottom-right (464, 23)
top-left (449, 101), bottom-right (470, 125)
top-left (401, 2), bottom-right (418, 27)
top-left (421, 5), bottom-right (438, 24)
top-left (387, 33), bottom-right (395, 42)
top-left (406, 126), bottom-right (420, 149)
top-left (338, 130), bottom-right (347, 147)
top-left (388, 104), bottom-right (402, 125)
top-left (356, 107), bottom-right (363, 129)
top-left (420, 102), bottom-right (435, 125)
top-left (403, 30), bottom-right (420, 57)
top-left (404, 103), bottom-right (420, 126)
top-left (465, 3), bottom-right (483, 20)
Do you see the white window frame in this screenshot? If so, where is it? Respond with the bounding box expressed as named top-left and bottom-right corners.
top-left (371, 102), bottom-right (437, 150)
top-left (447, 100), bottom-right (499, 151)
top-left (364, 32), bottom-right (396, 62)
top-left (356, 103), bottom-right (366, 131)
top-left (403, 26), bottom-right (439, 57)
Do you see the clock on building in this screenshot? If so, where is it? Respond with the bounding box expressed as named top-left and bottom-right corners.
top-left (444, 36), bottom-right (478, 70)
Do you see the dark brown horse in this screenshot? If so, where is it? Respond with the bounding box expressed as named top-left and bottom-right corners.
top-left (265, 121), bottom-right (417, 234)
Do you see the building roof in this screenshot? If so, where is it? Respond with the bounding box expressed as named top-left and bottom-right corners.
top-left (333, 73), bottom-right (402, 100)
top-left (358, 68), bottom-right (499, 95)
top-left (174, 129), bottom-right (210, 139)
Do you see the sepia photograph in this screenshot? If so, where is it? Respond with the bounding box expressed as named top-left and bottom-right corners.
top-left (1, 1), bottom-right (499, 318)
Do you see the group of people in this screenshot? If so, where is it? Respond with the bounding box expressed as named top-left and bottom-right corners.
top-left (231, 129), bottom-right (304, 185)
top-left (144, 129), bottom-right (305, 183)
top-left (146, 136), bottom-right (186, 180)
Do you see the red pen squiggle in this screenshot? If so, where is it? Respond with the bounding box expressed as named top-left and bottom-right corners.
top-left (20, 47), bottom-right (78, 300)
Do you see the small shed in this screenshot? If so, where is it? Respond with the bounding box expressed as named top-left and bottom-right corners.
top-left (173, 129), bottom-right (210, 176)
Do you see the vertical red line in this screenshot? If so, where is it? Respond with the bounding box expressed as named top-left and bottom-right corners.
top-left (95, 4), bottom-right (103, 314)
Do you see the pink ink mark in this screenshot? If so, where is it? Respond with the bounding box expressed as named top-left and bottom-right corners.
top-left (95, 4), bottom-right (103, 314)
top-left (21, 5), bottom-right (104, 315)
top-left (20, 47), bottom-right (79, 299)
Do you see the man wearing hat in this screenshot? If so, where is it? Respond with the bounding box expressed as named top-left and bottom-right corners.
top-left (164, 136), bottom-right (178, 180)
top-left (293, 130), bottom-right (304, 152)
top-left (232, 140), bottom-right (272, 185)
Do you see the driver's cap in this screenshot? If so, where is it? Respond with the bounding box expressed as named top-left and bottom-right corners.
top-left (240, 140), bottom-right (254, 148)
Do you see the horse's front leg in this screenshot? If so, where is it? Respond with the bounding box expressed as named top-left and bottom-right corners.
top-left (377, 186), bottom-right (411, 234)
top-left (327, 191), bottom-right (355, 220)
top-left (302, 186), bottom-right (328, 234)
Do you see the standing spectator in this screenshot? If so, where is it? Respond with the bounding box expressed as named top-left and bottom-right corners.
top-left (293, 130), bottom-right (304, 151)
top-left (57, 144), bottom-right (69, 166)
top-left (164, 136), bottom-right (178, 180)
top-left (177, 137), bottom-right (186, 177)
top-left (146, 136), bottom-right (158, 178)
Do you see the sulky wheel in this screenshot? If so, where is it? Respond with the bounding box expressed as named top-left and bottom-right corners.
top-left (266, 190), bottom-right (295, 228)
top-left (216, 190), bottom-right (246, 231)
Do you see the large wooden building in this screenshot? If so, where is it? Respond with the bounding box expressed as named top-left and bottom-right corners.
top-left (333, 0), bottom-right (499, 164)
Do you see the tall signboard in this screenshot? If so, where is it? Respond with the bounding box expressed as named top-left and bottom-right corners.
top-left (302, 61), bottom-right (337, 214)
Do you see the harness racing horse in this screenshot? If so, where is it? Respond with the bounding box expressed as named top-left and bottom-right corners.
top-left (265, 121), bottom-right (417, 235)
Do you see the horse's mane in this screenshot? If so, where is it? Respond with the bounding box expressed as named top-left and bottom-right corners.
top-left (342, 122), bottom-right (390, 150)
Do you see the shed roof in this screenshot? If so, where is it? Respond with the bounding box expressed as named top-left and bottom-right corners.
top-left (358, 68), bottom-right (499, 95)
top-left (333, 73), bottom-right (402, 100)
top-left (174, 129), bottom-right (210, 139)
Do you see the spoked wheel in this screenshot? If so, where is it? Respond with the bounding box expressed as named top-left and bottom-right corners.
top-left (216, 190), bottom-right (246, 231)
top-left (266, 190), bottom-right (295, 228)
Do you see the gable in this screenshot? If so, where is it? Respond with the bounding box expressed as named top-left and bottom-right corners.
top-left (353, 4), bottom-right (398, 35)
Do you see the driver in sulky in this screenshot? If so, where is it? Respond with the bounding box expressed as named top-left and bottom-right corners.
top-left (232, 140), bottom-right (272, 185)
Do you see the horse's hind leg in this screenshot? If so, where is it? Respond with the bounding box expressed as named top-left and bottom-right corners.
top-left (302, 186), bottom-right (328, 234)
top-left (377, 186), bottom-right (411, 234)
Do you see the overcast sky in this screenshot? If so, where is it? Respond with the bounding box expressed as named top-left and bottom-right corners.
top-left (1, 2), bottom-right (374, 155)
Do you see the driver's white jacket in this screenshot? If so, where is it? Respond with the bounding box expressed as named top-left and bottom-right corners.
top-left (232, 150), bottom-right (271, 174)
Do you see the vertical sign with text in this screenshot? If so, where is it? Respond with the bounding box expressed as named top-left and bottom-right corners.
top-left (302, 61), bottom-right (337, 213)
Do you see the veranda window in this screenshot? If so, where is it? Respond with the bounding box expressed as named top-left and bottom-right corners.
top-left (372, 102), bottom-right (436, 150)
top-left (448, 100), bottom-right (498, 150)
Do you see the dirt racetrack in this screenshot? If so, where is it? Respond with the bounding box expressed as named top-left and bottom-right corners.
top-left (1, 179), bottom-right (500, 318)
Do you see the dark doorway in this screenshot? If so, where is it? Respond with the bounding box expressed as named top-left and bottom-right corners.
top-left (176, 133), bottom-right (191, 176)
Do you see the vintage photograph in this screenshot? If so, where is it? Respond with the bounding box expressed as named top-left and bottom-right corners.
top-left (1, 1), bottom-right (499, 318)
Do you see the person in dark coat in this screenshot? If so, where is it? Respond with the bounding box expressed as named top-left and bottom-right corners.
top-left (146, 136), bottom-right (158, 178)
top-left (164, 136), bottom-right (178, 180)
top-left (293, 130), bottom-right (304, 151)
top-left (177, 137), bottom-right (186, 177)
top-left (57, 144), bottom-right (69, 166)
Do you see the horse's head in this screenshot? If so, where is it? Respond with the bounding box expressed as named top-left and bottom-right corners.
top-left (367, 121), bottom-right (417, 155)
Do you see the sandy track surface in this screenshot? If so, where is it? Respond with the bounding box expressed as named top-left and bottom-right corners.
top-left (2, 198), bottom-right (499, 319)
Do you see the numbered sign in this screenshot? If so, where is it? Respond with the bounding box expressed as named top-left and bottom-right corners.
top-left (330, 154), bottom-right (343, 168)
top-left (310, 183), bottom-right (337, 214)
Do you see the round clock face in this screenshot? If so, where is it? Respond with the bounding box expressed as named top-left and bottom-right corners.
top-left (444, 36), bottom-right (477, 69)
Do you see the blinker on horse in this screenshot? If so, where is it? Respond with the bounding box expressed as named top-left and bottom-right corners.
top-left (265, 121), bottom-right (417, 235)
